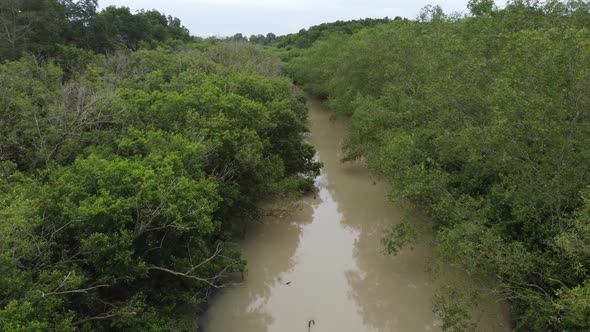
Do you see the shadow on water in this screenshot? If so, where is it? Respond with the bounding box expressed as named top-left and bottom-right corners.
top-left (201, 97), bottom-right (510, 332)
top-left (307, 99), bottom-right (441, 331)
top-left (200, 196), bottom-right (317, 331)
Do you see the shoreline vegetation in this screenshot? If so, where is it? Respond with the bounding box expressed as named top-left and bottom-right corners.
top-left (0, 2), bottom-right (320, 330)
top-left (283, 1), bottom-right (590, 331)
top-left (1, 0), bottom-right (590, 331)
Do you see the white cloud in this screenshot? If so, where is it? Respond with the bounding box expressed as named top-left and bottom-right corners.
top-left (98, 0), bottom-right (477, 36)
top-left (190, 0), bottom-right (331, 10)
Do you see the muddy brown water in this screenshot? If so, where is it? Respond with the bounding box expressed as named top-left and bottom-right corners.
top-left (201, 97), bottom-right (510, 332)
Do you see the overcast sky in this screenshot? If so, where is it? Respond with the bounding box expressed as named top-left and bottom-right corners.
top-left (98, 0), bottom-right (485, 37)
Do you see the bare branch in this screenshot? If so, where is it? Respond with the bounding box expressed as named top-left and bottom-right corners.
top-left (148, 264), bottom-right (242, 289)
top-left (72, 312), bottom-right (121, 326)
top-left (41, 273), bottom-right (110, 298)
top-left (42, 284), bottom-right (110, 298)
top-left (185, 244), bottom-right (222, 275)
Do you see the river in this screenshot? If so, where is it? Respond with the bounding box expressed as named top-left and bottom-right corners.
top-left (201, 97), bottom-right (510, 332)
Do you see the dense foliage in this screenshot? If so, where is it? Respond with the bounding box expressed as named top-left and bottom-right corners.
top-left (274, 18), bottom-right (394, 49)
top-left (0, 0), bottom-right (190, 61)
top-left (0, 3), bottom-right (320, 329)
top-left (287, 0), bottom-right (590, 330)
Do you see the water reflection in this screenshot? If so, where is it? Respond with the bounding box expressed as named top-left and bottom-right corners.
top-left (201, 98), bottom-right (509, 332)
top-left (201, 198), bottom-right (316, 331)
top-left (308, 99), bottom-right (441, 332)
